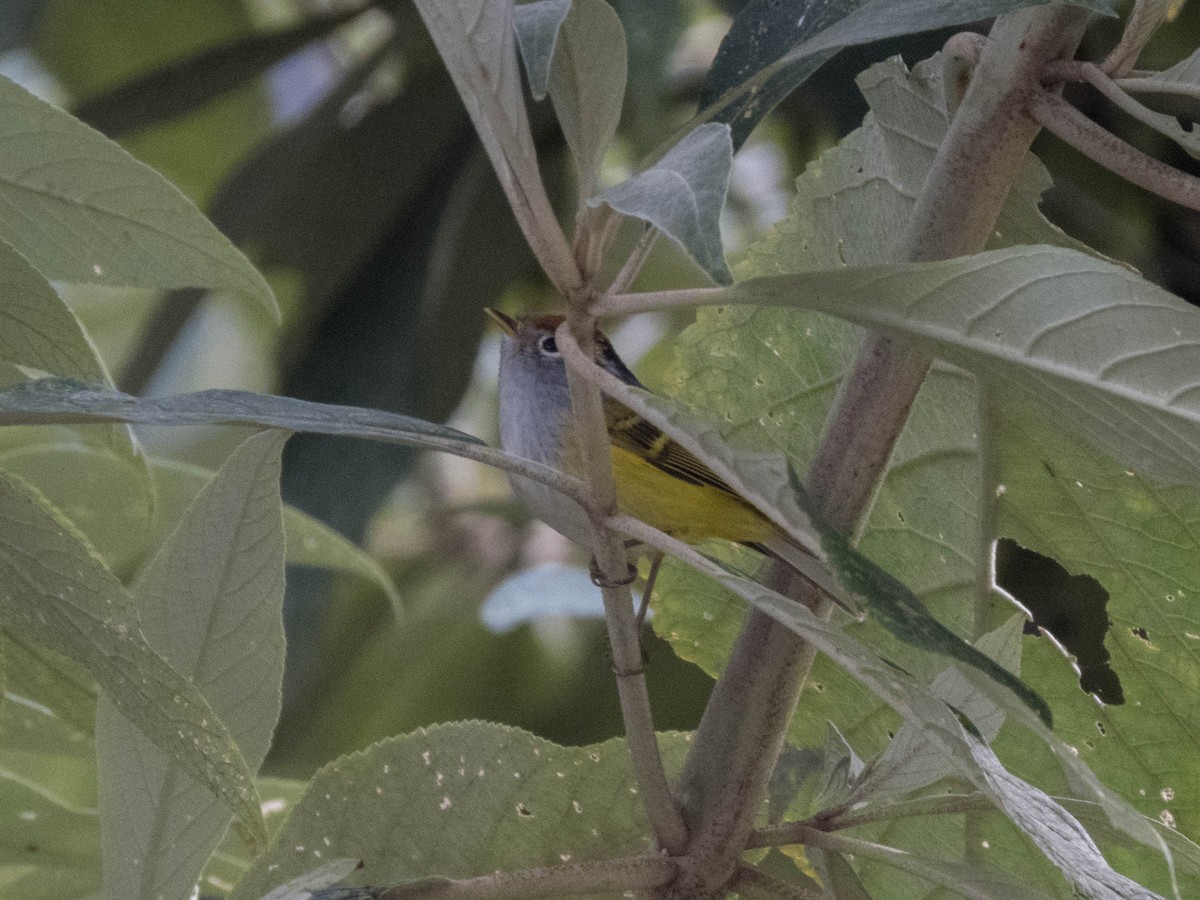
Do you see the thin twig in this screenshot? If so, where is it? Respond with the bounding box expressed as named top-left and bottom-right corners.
top-left (1028, 90), bottom-right (1200, 213)
top-left (605, 225), bottom-right (661, 296)
top-left (1101, 0), bottom-right (1172, 77)
top-left (730, 863), bottom-right (824, 899)
top-left (941, 32), bottom-right (986, 119)
top-left (380, 853), bottom-right (676, 899)
top-left (595, 285), bottom-right (726, 317)
top-left (748, 793), bottom-right (993, 847)
top-left (1044, 59), bottom-right (1200, 158)
top-left (555, 319), bottom-right (690, 855)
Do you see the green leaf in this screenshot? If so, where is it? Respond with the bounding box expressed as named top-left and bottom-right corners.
top-left (96, 430), bottom-right (287, 899)
top-left (810, 494), bottom-right (1050, 726)
top-left (0, 697), bottom-right (100, 900)
top-left (203, 776), bottom-right (310, 894)
top-left (0, 630), bottom-right (96, 734)
top-left (0, 74), bottom-right (274, 312)
top-left (546, 0), bottom-right (627, 200)
top-left (152, 456), bottom-right (402, 615)
top-left (986, 399), bottom-right (1200, 889)
top-left (590, 123), bottom-right (733, 284)
top-left (0, 472), bottom-right (266, 851)
top-left (0, 443), bottom-right (400, 608)
top-left (723, 245), bottom-right (1200, 485)
top-left (964, 739), bottom-right (1162, 900)
top-left (693, 0), bottom-right (1117, 148)
top-left (229, 723), bottom-right (691, 898)
top-left (0, 444), bottom-right (152, 579)
top-left (257, 859), bottom-right (363, 900)
top-left (0, 240), bottom-right (106, 383)
top-left (0, 378), bottom-right (482, 445)
top-left (514, 0), bottom-right (571, 99)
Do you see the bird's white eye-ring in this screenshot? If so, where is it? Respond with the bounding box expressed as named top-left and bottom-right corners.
top-left (538, 334), bottom-right (559, 356)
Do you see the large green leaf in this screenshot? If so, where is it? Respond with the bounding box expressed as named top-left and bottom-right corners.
top-left (653, 50), bottom-right (1180, 890)
top-left (0, 74), bottom-right (273, 310)
top-left (96, 430), bottom-right (287, 899)
top-left (230, 723), bottom-right (691, 898)
top-left (721, 245), bottom-right (1200, 485)
top-left (984, 399), bottom-right (1200, 893)
top-left (0, 472), bottom-right (265, 851)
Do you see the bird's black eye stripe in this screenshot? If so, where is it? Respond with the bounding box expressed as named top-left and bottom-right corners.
top-left (539, 335), bottom-right (559, 355)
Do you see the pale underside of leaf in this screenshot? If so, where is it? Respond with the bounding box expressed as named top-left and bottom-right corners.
top-left (0, 472), bottom-right (265, 851)
top-left (546, 0), bottom-right (627, 200)
top-left (96, 430), bottom-right (287, 899)
top-left (0, 75), bottom-right (274, 312)
top-left (721, 246), bottom-right (1200, 486)
top-left (591, 122), bottom-right (733, 284)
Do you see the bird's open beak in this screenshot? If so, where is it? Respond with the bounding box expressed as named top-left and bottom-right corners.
top-left (484, 307), bottom-right (518, 336)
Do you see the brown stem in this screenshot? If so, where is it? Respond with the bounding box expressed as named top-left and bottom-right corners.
top-left (555, 318), bottom-right (690, 855)
top-left (661, 8), bottom-right (1094, 897)
top-left (1029, 90), bottom-right (1200, 214)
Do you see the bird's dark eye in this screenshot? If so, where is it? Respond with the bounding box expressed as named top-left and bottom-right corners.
top-left (538, 334), bottom-right (559, 355)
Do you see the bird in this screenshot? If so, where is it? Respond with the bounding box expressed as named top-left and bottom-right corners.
top-left (487, 308), bottom-right (825, 587)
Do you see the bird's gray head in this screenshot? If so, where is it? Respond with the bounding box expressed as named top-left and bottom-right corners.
top-left (486, 309), bottom-right (643, 465)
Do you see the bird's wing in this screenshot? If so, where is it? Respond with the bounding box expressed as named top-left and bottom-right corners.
top-left (603, 398), bottom-right (740, 496)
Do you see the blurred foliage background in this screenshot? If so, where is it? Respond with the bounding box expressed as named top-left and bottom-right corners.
top-left (4, 0), bottom-right (1198, 779)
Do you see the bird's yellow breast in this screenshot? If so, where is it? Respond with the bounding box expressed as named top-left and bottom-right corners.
top-left (609, 445), bottom-right (776, 545)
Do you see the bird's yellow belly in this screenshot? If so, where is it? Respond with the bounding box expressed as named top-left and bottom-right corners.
top-left (610, 446), bottom-right (774, 545)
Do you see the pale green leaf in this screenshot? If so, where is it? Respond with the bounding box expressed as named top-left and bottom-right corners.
top-left (723, 245), bottom-right (1200, 485)
top-left (258, 859), bottom-right (362, 900)
top-left (547, 0), bottom-right (627, 199)
top-left (0, 239), bottom-right (105, 383)
top-left (0, 75), bottom-right (274, 312)
top-left (0, 443), bottom-right (401, 608)
top-left (150, 457), bottom-right (402, 615)
top-left (203, 777), bottom-right (309, 894)
top-left (230, 723), bottom-right (691, 898)
top-left (0, 443), bottom-right (152, 579)
top-left (985, 399), bottom-right (1200, 895)
top-left (0, 631), bottom-right (96, 734)
top-left (0, 696), bottom-right (99, 899)
top-left (0, 472), bottom-right (265, 851)
top-left (413, 0), bottom-right (576, 290)
top-left (0, 379), bottom-right (482, 448)
top-left (96, 430), bottom-right (287, 899)
top-left (590, 123), bottom-right (733, 284)
top-left (513, 0), bottom-right (571, 99)
top-left (965, 740), bottom-right (1161, 900)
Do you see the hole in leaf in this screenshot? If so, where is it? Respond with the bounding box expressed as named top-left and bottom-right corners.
top-left (1131, 626), bottom-right (1150, 642)
top-left (516, 803), bottom-right (534, 817)
top-left (995, 538), bottom-right (1123, 705)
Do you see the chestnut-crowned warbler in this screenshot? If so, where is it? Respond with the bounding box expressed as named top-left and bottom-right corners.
top-left (488, 309), bottom-right (817, 576)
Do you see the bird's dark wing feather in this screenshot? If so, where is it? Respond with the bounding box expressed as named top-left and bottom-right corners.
top-left (604, 398), bottom-right (740, 496)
